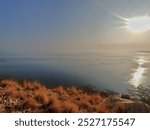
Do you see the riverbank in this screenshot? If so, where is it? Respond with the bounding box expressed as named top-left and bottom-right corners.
top-left (0, 79), bottom-right (150, 112)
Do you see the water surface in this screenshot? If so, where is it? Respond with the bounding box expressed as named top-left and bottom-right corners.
top-left (0, 51), bottom-right (150, 93)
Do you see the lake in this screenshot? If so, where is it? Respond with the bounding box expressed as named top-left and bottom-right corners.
top-left (0, 51), bottom-right (150, 93)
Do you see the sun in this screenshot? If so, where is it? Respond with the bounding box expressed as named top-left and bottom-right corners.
top-left (125, 15), bottom-right (150, 33)
top-left (114, 14), bottom-right (150, 33)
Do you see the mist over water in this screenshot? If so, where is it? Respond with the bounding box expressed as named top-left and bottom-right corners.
top-left (0, 51), bottom-right (150, 93)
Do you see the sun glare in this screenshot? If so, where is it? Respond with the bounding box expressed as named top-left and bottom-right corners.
top-left (115, 14), bottom-right (150, 33)
top-left (126, 15), bottom-right (150, 33)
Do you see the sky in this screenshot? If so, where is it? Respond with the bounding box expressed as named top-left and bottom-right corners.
top-left (0, 0), bottom-right (150, 55)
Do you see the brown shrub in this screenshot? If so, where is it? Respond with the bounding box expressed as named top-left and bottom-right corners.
top-left (79, 101), bottom-right (92, 112)
top-left (1, 80), bottom-right (22, 91)
top-left (66, 86), bottom-right (81, 95)
top-left (96, 102), bottom-right (109, 112)
top-left (61, 101), bottom-right (79, 112)
top-left (24, 97), bottom-right (40, 109)
top-left (91, 94), bottom-right (102, 103)
top-left (54, 86), bottom-right (67, 96)
top-left (12, 91), bottom-right (26, 100)
top-left (46, 96), bottom-right (62, 112)
top-left (34, 90), bottom-right (49, 105)
top-left (0, 104), bottom-right (5, 112)
top-left (22, 80), bottom-right (43, 90)
top-left (4, 88), bottom-right (25, 100)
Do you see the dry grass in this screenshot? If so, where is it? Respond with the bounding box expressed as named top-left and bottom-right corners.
top-left (0, 79), bottom-right (150, 113)
top-left (0, 104), bottom-right (5, 112)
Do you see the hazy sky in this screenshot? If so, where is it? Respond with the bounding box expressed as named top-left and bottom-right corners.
top-left (0, 0), bottom-right (150, 54)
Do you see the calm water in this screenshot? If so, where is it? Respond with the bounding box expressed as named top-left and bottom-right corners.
top-left (0, 51), bottom-right (150, 93)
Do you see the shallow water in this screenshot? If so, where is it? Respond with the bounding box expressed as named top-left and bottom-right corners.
top-left (0, 51), bottom-right (150, 93)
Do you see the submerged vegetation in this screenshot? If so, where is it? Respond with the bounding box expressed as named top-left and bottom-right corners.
top-left (0, 79), bottom-right (150, 113)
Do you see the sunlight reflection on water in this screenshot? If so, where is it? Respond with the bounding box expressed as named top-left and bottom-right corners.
top-left (129, 56), bottom-right (148, 87)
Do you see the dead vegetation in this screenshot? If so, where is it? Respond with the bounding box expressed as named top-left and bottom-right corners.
top-left (0, 79), bottom-right (150, 113)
